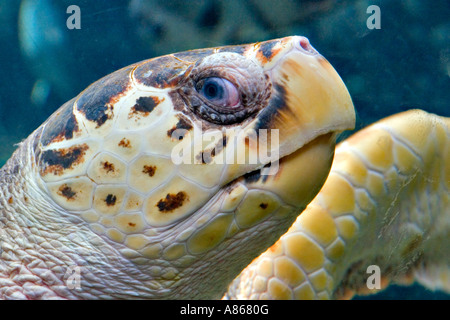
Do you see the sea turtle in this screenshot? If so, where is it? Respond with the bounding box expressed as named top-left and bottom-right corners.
top-left (0, 36), bottom-right (447, 300)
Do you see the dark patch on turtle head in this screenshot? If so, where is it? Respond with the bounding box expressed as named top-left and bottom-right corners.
top-left (41, 98), bottom-right (80, 146)
top-left (142, 165), bottom-right (156, 177)
top-left (134, 42), bottom-right (254, 90)
top-left (259, 203), bottom-right (268, 209)
top-left (210, 135), bottom-right (227, 158)
top-left (243, 170), bottom-right (262, 184)
top-left (167, 115), bottom-right (193, 140)
top-left (101, 161), bottom-right (115, 174)
top-left (156, 191), bottom-right (187, 212)
top-left (254, 83), bottom-right (288, 132)
top-left (58, 184), bottom-right (76, 200)
top-left (196, 151), bottom-right (211, 164)
top-left (84, 104), bottom-right (112, 128)
top-left (39, 144), bottom-right (89, 176)
top-left (134, 55), bottom-right (192, 88)
top-left (243, 163), bottom-right (271, 184)
top-left (105, 194), bottom-right (117, 206)
top-left (118, 138), bottom-right (131, 148)
top-left (195, 135), bottom-right (227, 164)
top-left (129, 96), bottom-right (163, 117)
top-left (76, 65), bottom-right (133, 128)
top-left (257, 40), bottom-right (282, 64)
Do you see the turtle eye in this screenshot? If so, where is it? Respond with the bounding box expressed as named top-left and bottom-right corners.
top-left (197, 77), bottom-right (239, 108)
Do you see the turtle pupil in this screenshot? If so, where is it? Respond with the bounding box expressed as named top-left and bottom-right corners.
top-left (202, 79), bottom-right (222, 100)
top-left (206, 84), bottom-right (217, 97)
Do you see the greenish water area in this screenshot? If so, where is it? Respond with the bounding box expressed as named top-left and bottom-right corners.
top-left (0, 0), bottom-right (448, 299)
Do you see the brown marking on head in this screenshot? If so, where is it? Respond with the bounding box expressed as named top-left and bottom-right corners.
top-left (167, 115), bottom-right (193, 140)
top-left (41, 98), bottom-right (80, 146)
top-left (96, 104), bottom-right (114, 128)
top-left (259, 203), bottom-right (268, 209)
top-left (168, 90), bottom-right (188, 113)
top-left (76, 65), bottom-right (134, 128)
top-left (243, 164), bottom-right (271, 184)
top-left (243, 170), bottom-right (262, 184)
top-left (118, 138), bottom-right (131, 148)
top-left (129, 96), bottom-right (163, 118)
top-left (128, 222), bottom-right (136, 227)
top-left (8, 197), bottom-right (13, 204)
top-left (256, 40), bottom-right (282, 64)
top-left (105, 194), bottom-right (117, 206)
top-left (40, 144), bottom-right (89, 176)
top-left (254, 83), bottom-right (294, 132)
top-left (195, 134), bottom-right (227, 164)
top-left (48, 118), bottom-right (78, 143)
top-left (101, 161), bottom-right (115, 174)
top-left (244, 136), bottom-right (251, 147)
top-left (210, 135), bottom-right (227, 157)
top-left (156, 191), bottom-right (188, 213)
top-left (109, 84), bottom-right (134, 106)
top-left (58, 184), bottom-right (76, 200)
top-left (142, 165), bottom-right (156, 177)
top-left (195, 151), bottom-right (210, 164)
top-left (133, 55), bottom-right (192, 88)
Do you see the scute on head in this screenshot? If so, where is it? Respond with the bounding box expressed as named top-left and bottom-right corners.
top-left (46, 176), bottom-right (94, 211)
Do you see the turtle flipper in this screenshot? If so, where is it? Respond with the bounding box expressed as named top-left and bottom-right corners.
top-left (225, 109), bottom-right (450, 299)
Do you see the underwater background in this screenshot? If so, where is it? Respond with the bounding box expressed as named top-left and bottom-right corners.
top-left (0, 0), bottom-right (448, 299)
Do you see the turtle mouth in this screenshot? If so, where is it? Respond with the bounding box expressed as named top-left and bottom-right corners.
top-left (233, 132), bottom-right (338, 208)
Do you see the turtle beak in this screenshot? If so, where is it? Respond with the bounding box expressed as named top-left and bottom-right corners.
top-left (253, 36), bottom-right (355, 158)
top-left (223, 36), bottom-right (355, 208)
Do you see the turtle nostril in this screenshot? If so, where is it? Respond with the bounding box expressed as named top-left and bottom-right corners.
top-left (297, 37), bottom-right (317, 55)
top-left (299, 37), bottom-right (310, 51)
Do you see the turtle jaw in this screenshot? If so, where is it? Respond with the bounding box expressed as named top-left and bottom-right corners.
top-left (241, 132), bottom-right (337, 209)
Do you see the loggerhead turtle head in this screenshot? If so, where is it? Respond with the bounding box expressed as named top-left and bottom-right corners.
top-left (28, 36), bottom-right (354, 298)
